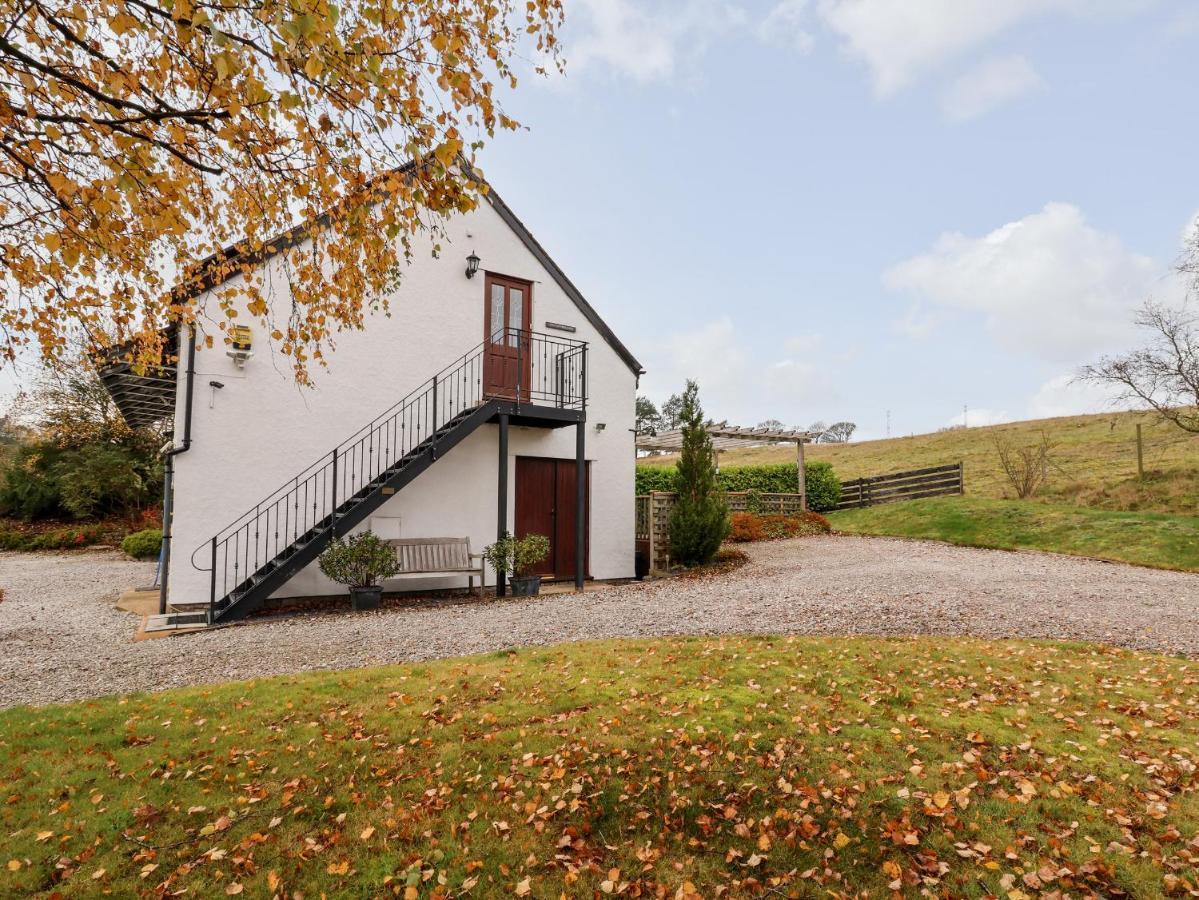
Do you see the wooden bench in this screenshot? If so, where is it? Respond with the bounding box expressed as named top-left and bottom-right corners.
top-left (385, 537), bottom-right (486, 597)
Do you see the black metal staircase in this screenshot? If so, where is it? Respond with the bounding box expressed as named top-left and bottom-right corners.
top-left (187, 330), bottom-right (586, 624)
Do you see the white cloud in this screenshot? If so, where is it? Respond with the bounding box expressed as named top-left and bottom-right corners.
top-left (885, 202), bottom-right (1160, 362)
top-left (814, 0), bottom-right (1148, 95)
top-left (1027, 373), bottom-right (1126, 419)
top-left (642, 317), bottom-right (836, 425)
top-left (942, 55), bottom-right (1044, 120)
top-left (567, 0), bottom-right (747, 82)
top-left (783, 332), bottom-right (823, 354)
top-left (944, 407), bottom-right (1012, 428)
top-left (894, 304), bottom-right (942, 339)
top-left (1164, 7), bottom-right (1199, 39)
top-left (758, 0), bottom-right (816, 54)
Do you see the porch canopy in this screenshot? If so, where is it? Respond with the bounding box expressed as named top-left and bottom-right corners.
top-left (636, 424), bottom-right (815, 509)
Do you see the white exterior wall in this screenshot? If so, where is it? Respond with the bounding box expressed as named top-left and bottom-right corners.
top-left (167, 198), bottom-right (636, 605)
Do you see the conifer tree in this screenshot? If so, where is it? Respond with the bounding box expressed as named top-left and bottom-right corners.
top-left (668, 381), bottom-right (729, 565)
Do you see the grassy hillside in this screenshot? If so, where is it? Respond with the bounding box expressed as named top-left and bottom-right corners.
top-left (4, 637), bottom-right (1199, 898)
top-left (641, 409), bottom-right (1198, 515)
top-left (830, 496), bottom-right (1199, 572)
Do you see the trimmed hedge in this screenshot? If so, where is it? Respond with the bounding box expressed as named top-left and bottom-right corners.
top-left (121, 528), bottom-right (163, 560)
top-left (636, 461), bottom-right (842, 512)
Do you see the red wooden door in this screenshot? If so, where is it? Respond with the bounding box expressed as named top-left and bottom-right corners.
top-left (554, 459), bottom-right (591, 582)
top-left (515, 457), bottom-right (590, 580)
top-left (514, 458), bottom-right (556, 578)
top-left (483, 274), bottom-right (531, 400)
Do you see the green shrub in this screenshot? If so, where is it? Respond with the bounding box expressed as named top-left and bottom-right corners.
top-left (804, 461), bottom-right (841, 512)
top-left (668, 382), bottom-right (729, 567)
top-left (0, 439), bottom-right (161, 521)
top-left (718, 463), bottom-right (799, 493)
top-left (0, 443), bottom-right (68, 520)
top-left (634, 466), bottom-right (678, 494)
top-left (122, 528), bottom-right (162, 560)
top-left (57, 445), bottom-right (153, 519)
top-left (319, 531), bottom-right (401, 588)
top-left (0, 522), bottom-right (108, 551)
top-left (482, 532), bottom-right (551, 577)
top-left (637, 461), bottom-right (842, 511)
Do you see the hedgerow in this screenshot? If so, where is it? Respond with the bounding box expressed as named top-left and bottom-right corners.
top-left (636, 461), bottom-right (842, 512)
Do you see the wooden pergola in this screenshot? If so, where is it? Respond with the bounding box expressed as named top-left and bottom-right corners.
top-left (636, 424), bottom-right (815, 510)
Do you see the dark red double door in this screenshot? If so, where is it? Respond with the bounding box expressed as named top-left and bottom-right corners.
top-left (515, 457), bottom-right (589, 580)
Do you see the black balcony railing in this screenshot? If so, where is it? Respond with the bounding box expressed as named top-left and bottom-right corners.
top-left (190, 329), bottom-right (586, 619)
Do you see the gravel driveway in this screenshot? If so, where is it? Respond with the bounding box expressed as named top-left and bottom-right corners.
top-left (3, 535), bottom-right (1199, 708)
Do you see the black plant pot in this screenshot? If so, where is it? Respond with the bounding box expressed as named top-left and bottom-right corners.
top-left (350, 585), bottom-right (382, 611)
top-left (508, 575), bottom-right (542, 597)
top-left (634, 549), bottom-right (649, 581)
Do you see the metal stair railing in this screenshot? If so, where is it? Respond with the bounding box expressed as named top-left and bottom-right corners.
top-left (188, 329), bottom-right (587, 618)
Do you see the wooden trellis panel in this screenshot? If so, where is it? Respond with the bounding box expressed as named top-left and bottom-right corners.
top-left (635, 491), bottom-right (806, 572)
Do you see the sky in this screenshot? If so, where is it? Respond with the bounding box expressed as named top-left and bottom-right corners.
top-left (3, 0), bottom-right (1196, 440)
top-left (475, 0), bottom-right (1199, 439)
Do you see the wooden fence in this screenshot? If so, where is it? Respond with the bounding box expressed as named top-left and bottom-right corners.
top-left (635, 491), bottom-right (806, 572)
top-left (635, 466), bottom-right (962, 570)
top-left (834, 462), bottom-right (963, 510)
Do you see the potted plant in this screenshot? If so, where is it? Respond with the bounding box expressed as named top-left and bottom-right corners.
top-left (318, 531), bottom-right (400, 611)
top-left (483, 532), bottom-right (551, 596)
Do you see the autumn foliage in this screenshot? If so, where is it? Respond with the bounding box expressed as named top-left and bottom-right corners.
top-left (1, 637), bottom-right (1197, 896)
top-left (727, 511), bottom-right (832, 542)
top-left (0, 0), bottom-right (563, 379)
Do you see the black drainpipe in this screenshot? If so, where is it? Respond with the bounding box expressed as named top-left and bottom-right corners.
top-left (159, 326), bottom-right (196, 615)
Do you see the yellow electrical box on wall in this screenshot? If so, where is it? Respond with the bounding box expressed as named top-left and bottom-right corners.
top-left (226, 325), bottom-right (254, 367)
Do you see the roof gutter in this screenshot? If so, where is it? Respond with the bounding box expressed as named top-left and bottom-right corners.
top-left (159, 326), bottom-right (196, 615)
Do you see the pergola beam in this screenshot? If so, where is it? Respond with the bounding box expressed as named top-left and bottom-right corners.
top-left (635, 425), bottom-right (813, 453)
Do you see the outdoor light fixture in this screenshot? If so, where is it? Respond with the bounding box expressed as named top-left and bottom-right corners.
top-left (595, 422), bottom-right (606, 433)
top-left (465, 251), bottom-right (481, 279)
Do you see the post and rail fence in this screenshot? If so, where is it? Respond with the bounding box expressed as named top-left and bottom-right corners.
top-left (833, 462), bottom-right (963, 510)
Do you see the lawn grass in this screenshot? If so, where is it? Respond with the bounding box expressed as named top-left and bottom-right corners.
top-left (829, 496), bottom-right (1199, 572)
top-left (640, 409), bottom-right (1199, 516)
top-left (3, 636), bottom-right (1198, 898)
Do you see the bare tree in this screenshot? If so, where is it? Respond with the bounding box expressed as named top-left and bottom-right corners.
top-left (1080, 301), bottom-right (1198, 433)
top-left (992, 431), bottom-right (1057, 499)
top-left (822, 421), bottom-right (857, 443)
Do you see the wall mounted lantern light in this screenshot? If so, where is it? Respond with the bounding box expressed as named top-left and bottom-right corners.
top-left (465, 251), bottom-right (481, 279)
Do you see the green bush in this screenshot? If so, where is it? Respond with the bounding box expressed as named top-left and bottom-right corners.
top-left (0, 522), bottom-right (108, 552)
top-left (0, 439), bottom-right (161, 521)
top-left (121, 528), bottom-right (163, 560)
top-left (0, 443), bottom-right (68, 520)
top-left (803, 461), bottom-right (841, 512)
top-left (636, 461), bottom-right (842, 512)
top-left (634, 466), bottom-right (678, 494)
top-left (319, 531), bottom-right (401, 588)
top-left (483, 532), bottom-right (551, 577)
top-left (718, 463), bottom-right (799, 493)
top-left (57, 445), bottom-right (154, 519)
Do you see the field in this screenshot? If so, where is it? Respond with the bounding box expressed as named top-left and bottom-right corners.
top-left (830, 496), bottom-right (1199, 572)
top-left (640, 409), bottom-right (1198, 516)
top-left (3, 636), bottom-right (1199, 898)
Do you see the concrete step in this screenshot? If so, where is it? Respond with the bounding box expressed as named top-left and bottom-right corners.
top-left (144, 611), bottom-right (209, 633)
